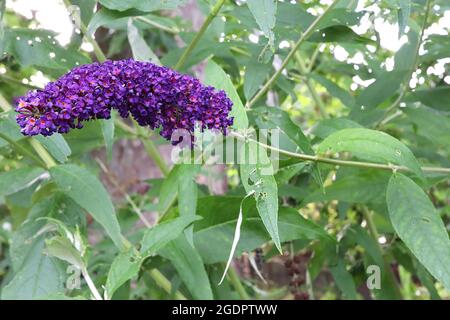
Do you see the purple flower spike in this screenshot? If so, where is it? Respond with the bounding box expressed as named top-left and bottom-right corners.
top-left (15, 59), bottom-right (234, 144)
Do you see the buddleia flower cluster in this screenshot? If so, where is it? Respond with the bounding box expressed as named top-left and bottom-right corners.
top-left (15, 59), bottom-right (234, 144)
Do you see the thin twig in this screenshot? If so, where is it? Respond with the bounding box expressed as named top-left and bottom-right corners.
top-left (294, 50), bottom-right (328, 118)
top-left (63, 0), bottom-right (107, 62)
top-left (174, 0), bottom-right (226, 70)
top-left (148, 269), bottom-right (187, 300)
top-left (227, 266), bottom-right (250, 300)
top-left (81, 267), bottom-right (103, 300)
top-left (246, 0), bottom-right (340, 108)
top-left (231, 132), bottom-right (450, 174)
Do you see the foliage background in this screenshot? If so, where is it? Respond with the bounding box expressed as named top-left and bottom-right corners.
top-left (0, 0), bottom-right (449, 300)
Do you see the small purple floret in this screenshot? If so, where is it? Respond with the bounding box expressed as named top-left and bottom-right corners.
top-left (15, 59), bottom-right (234, 144)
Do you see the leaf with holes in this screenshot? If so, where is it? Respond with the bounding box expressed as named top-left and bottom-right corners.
top-left (240, 140), bottom-right (281, 252)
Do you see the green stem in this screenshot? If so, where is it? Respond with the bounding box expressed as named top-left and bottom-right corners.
top-left (306, 45), bottom-right (321, 73)
top-left (28, 138), bottom-right (57, 168)
top-left (134, 124), bottom-right (170, 177)
top-left (141, 138), bottom-right (170, 176)
top-left (115, 119), bottom-right (170, 177)
top-left (361, 207), bottom-right (402, 299)
top-left (231, 132), bottom-right (450, 174)
top-left (81, 267), bottom-right (103, 300)
top-left (63, 0), bottom-right (107, 62)
top-left (246, 0), bottom-right (340, 108)
top-left (148, 269), bottom-right (187, 300)
top-left (227, 266), bottom-right (250, 300)
top-left (174, 0), bottom-right (226, 70)
top-left (294, 50), bottom-right (328, 118)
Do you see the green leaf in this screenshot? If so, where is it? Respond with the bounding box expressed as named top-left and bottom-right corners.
top-left (404, 87), bottom-right (450, 112)
top-left (253, 107), bottom-right (313, 154)
top-left (44, 236), bottom-right (85, 270)
top-left (140, 215), bottom-right (201, 256)
top-left (0, 167), bottom-right (46, 197)
top-left (70, 0), bottom-right (96, 25)
top-left (386, 173), bottom-right (450, 291)
top-left (420, 34), bottom-right (450, 63)
top-left (194, 197), bottom-right (334, 264)
top-left (127, 19), bottom-right (161, 64)
top-left (352, 21), bottom-right (421, 114)
top-left (413, 259), bottom-right (441, 300)
top-left (244, 61), bottom-right (271, 101)
top-left (0, 111), bottom-right (23, 148)
top-left (404, 106), bottom-right (450, 150)
top-left (105, 248), bottom-right (142, 299)
top-left (100, 118), bottom-right (115, 161)
top-left (351, 226), bottom-right (384, 270)
top-left (240, 140), bottom-right (281, 252)
top-left (247, 0), bottom-right (277, 45)
top-left (397, 0), bottom-right (411, 37)
top-left (204, 60), bottom-right (248, 129)
top-left (3, 28), bottom-right (90, 73)
top-left (310, 74), bottom-right (355, 108)
top-left (99, 0), bottom-right (186, 12)
top-left (157, 166), bottom-right (179, 216)
top-left (329, 259), bottom-right (357, 299)
top-left (302, 168), bottom-right (390, 205)
top-left (317, 8), bottom-right (364, 28)
top-left (1, 238), bottom-right (66, 300)
top-left (274, 161), bottom-right (308, 184)
top-left (312, 118), bottom-right (362, 139)
top-left (253, 106), bottom-right (323, 187)
top-left (309, 26), bottom-right (374, 44)
top-left (160, 235), bottom-right (213, 300)
top-left (318, 128), bottom-right (424, 180)
top-left (49, 164), bottom-right (125, 250)
top-left (87, 7), bottom-right (129, 35)
top-left (35, 134), bottom-right (72, 163)
top-left (177, 164), bottom-right (199, 245)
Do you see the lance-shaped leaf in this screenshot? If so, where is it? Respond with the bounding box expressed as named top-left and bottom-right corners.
top-left (160, 235), bottom-right (213, 300)
top-left (50, 164), bottom-right (126, 250)
top-left (318, 128), bottom-right (424, 180)
top-left (387, 173), bottom-right (450, 291)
